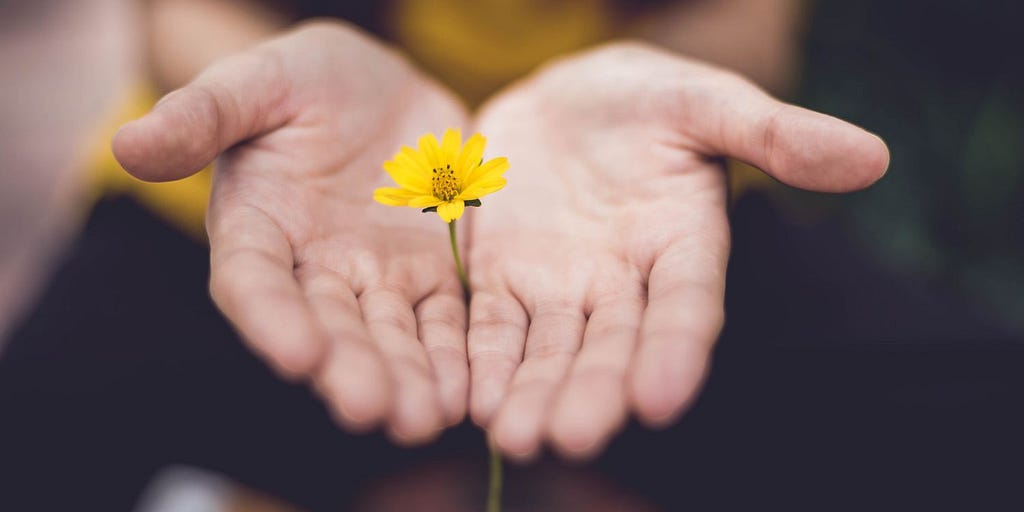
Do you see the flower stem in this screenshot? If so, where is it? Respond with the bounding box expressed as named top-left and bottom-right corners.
top-left (447, 220), bottom-right (502, 512)
top-left (487, 438), bottom-right (503, 512)
top-left (448, 220), bottom-right (470, 296)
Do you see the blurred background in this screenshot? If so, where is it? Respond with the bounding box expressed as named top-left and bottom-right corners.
top-left (1, 0), bottom-right (1021, 510)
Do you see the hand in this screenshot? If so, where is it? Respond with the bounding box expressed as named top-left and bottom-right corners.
top-left (466, 41), bottom-right (889, 459)
top-left (113, 21), bottom-right (471, 443)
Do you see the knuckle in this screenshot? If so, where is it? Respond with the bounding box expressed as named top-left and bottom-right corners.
top-left (525, 341), bottom-right (577, 361)
top-left (425, 343), bottom-right (465, 361)
top-left (362, 288), bottom-right (417, 331)
top-left (510, 375), bottom-right (560, 396)
top-left (573, 363), bottom-right (627, 384)
top-left (468, 347), bottom-right (519, 367)
top-left (297, 266), bottom-right (352, 298)
top-left (207, 266), bottom-right (240, 311)
top-left (469, 302), bottom-right (524, 333)
top-left (418, 295), bottom-right (466, 332)
top-left (420, 310), bottom-right (464, 336)
top-left (389, 352), bottom-right (434, 379)
top-left (532, 297), bottom-right (581, 316)
top-left (367, 307), bottom-right (417, 334)
top-left (585, 321), bottom-right (638, 344)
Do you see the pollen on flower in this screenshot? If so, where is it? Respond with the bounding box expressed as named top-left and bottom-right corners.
top-left (373, 128), bottom-right (509, 222)
top-left (432, 164), bottom-right (459, 201)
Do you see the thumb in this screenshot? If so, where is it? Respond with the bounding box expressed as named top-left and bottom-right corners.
top-left (680, 66), bottom-right (890, 193)
top-left (112, 49), bottom-right (292, 182)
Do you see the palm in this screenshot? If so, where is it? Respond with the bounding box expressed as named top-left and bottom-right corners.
top-left (116, 31), bottom-right (887, 452)
top-left (117, 23), bottom-right (472, 442)
top-left (466, 42), bottom-right (887, 459)
top-left (466, 44), bottom-right (728, 459)
top-left (211, 103), bottom-right (468, 441)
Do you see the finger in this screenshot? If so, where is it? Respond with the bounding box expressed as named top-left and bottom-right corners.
top-left (629, 224), bottom-right (729, 428)
top-left (414, 290), bottom-right (469, 426)
top-left (297, 267), bottom-right (391, 432)
top-left (112, 46), bottom-right (292, 182)
top-left (679, 64), bottom-right (890, 192)
top-left (208, 205), bottom-right (325, 379)
top-left (490, 302), bottom-right (586, 460)
top-left (548, 296), bottom-right (643, 459)
top-left (467, 291), bottom-right (529, 427)
top-left (359, 287), bottom-right (444, 444)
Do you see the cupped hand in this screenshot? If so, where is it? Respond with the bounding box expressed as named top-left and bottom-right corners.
top-left (113, 21), bottom-right (471, 443)
top-left (466, 41), bottom-right (889, 460)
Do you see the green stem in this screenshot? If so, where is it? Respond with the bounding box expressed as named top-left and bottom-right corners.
top-left (487, 439), bottom-right (503, 512)
top-left (448, 220), bottom-right (470, 296)
top-left (447, 220), bottom-right (502, 512)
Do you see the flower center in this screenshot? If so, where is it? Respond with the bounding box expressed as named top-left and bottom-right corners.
top-left (431, 164), bottom-right (459, 201)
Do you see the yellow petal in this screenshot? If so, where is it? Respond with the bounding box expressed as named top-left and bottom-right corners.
top-left (393, 147), bottom-right (431, 178)
top-left (436, 199), bottom-right (465, 222)
top-left (373, 187), bottom-right (419, 206)
top-left (465, 156), bottom-right (509, 185)
top-left (409, 195), bottom-right (444, 208)
top-left (455, 133), bottom-right (486, 182)
top-left (440, 128), bottom-right (462, 167)
top-left (383, 160), bottom-right (430, 193)
top-left (458, 177), bottom-right (506, 200)
top-left (418, 132), bottom-right (442, 169)
top-left (399, 145), bottom-right (431, 173)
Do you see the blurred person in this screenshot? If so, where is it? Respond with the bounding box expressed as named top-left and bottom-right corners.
top-left (0, 0), bottom-right (141, 347)
top-left (1, 0), bottom-right (1020, 511)
top-left (109, 0), bottom-right (883, 456)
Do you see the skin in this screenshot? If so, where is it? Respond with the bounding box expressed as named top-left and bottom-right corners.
top-left (468, 42), bottom-right (889, 460)
top-left (0, 0), bottom-right (139, 348)
top-left (1, 0), bottom-right (802, 348)
top-left (114, 21), bottom-right (472, 443)
top-left (624, 0), bottom-right (803, 95)
top-left (112, 24), bottom-right (889, 456)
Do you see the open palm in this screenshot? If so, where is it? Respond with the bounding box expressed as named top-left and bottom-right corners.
top-left (114, 22), bottom-right (471, 443)
top-left (466, 42), bottom-right (889, 459)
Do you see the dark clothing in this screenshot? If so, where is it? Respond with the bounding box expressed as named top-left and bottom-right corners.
top-left (1, 197), bottom-right (1020, 510)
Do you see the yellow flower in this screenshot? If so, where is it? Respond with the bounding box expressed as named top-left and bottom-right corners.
top-left (374, 128), bottom-right (509, 222)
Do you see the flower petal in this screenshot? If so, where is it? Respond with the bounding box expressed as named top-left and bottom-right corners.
top-left (440, 128), bottom-right (462, 167)
top-left (409, 195), bottom-right (444, 208)
top-left (455, 133), bottom-right (486, 181)
top-left (383, 160), bottom-right (431, 193)
top-left (418, 132), bottom-right (443, 169)
top-left (465, 156), bottom-right (509, 185)
top-left (399, 145), bottom-right (431, 173)
top-left (457, 177), bottom-right (506, 200)
top-left (374, 187), bottom-right (420, 206)
top-left (436, 199), bottom-right (465, 222)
